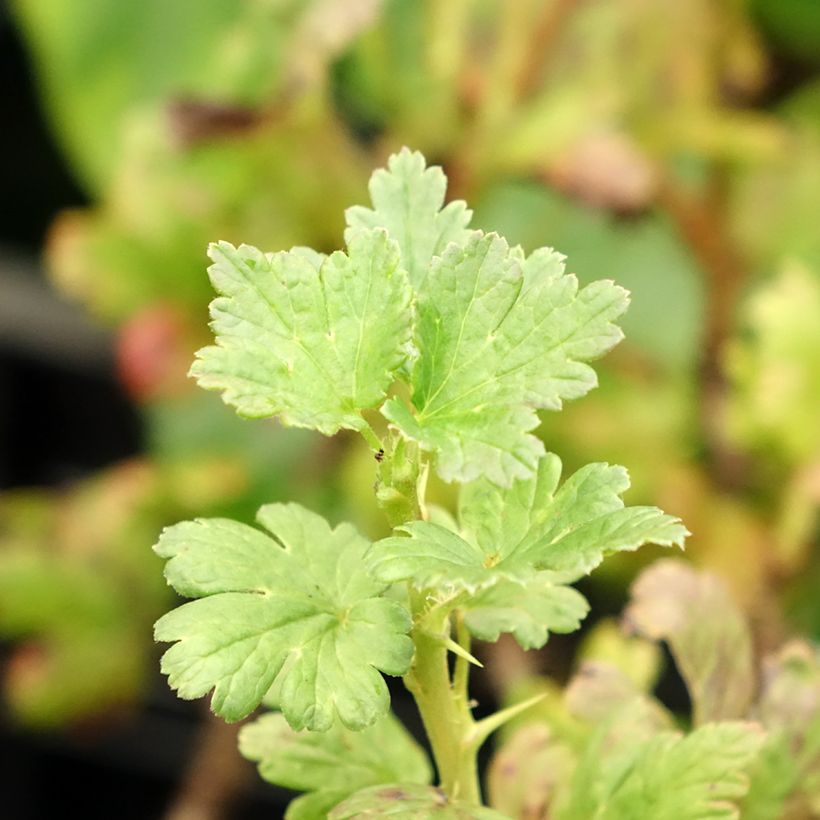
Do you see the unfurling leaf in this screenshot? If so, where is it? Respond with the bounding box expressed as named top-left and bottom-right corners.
top-left (382, 235), bottom-right (629, 486)
top-left (191, 227), bottom-right (412, 434)
top-left (154, 503), bottom-right (413, 729)
top-left (624, 559), bottom-right (754, 724)
top-left (240, 711), bottom-right (432, 820)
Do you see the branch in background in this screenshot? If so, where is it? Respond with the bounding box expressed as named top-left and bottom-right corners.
top-left (164, 711), bottom-right (253, 820)
top-left (657, 169), bottom-right (750, 489)
top-left (446, 0), bottom-right (583, 202)
top-left (514, 0), bottom-right (583, 102)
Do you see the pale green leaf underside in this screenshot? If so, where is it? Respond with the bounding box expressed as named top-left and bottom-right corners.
top-left (240, 711), bottom-right (431, 820)
top-left (345, 147), bottom-right (473, 288)
top-left (154, 503), bottom-right (413, 730)
top-left (329, 784), bottom-right (509, 819)
top-left (382, 233), bottom-right (630, 486)
top-left (191, 227), bottom-right (412, 434)
top-left (465, 576), bottom-right (589, 650)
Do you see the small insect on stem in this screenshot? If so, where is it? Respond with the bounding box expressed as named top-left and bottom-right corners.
top-left (374, 448), bottom-right (385, 462)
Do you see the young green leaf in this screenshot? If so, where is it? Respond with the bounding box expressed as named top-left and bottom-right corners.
top-left (577, 619), bottom-right (662, 693)
top-left (559, 721), bottom-right (765, 820)
top-left (382, 234), bottom-right (630, 485)
top-left (190, 227), bottom-right (412, 434)
top-left (345, 148), bottom-right (473, 288)
top-left (624, 559), bottom-right (754, 724)
top-left (565, 662), bottom-right (673, 730)
top-left (726, 261), bottom-right (820, 465)
top-left (328, 784), bottom-right (510, 819)
top-left (368, 454), bottom-right (686, 649)
top-left (153, 503), bottom-right (413, 729)
top-left (239, 711), bottom-right (432, 820)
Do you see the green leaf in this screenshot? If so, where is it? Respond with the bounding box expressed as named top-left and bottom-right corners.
top-left (286, 792), bottom-right (352, 820)
top-left (603, 723), bottom-right (764, 819)
top-left (459, 454), bottom-right (686, 580)
top-left (369, 454), bottom-right (686, 638)
top-left (191, 227), bottom-right (412, 434)
top-left (239, 711), bottom-right (432, 820)
top-left (559, 721), bottom-right (765, 820)
top-left (328, 784), bottom-right (510, 819)
top-left (382, 233), bottom-right (630, 485)
top-left (463, 576), bottom-right (588, 650)
top-left (624, 559), bottom-right (754, 725)
top-left (154, 503), bottom-right (413, 729)
top-left (472, 181), bottom-right (706, 372)
top-left (345, 148), bottom-right (473, 288)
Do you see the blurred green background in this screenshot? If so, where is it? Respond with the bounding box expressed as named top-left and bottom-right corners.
top-left (0, 1), bottom-right (818, 817)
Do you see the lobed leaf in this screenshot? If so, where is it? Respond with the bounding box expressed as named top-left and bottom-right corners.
top-left (368, 454), bottom-right (685, 648)
top-left (382, 234), bottom-right (629, 486)
top-left (240, 711), bottom-right (431, 820)
top-left (559, 721), bottom-right (765, 820)
top-left (604, 723), bottom-right (764, 820)
top-left (154, 503), bottom-right (413, 729)
top-left (345, 148), bottom-right (473, 288)
top-left (191, 227), bottom-right (412, 434)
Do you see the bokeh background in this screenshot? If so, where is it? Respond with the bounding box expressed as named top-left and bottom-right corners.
top-left (1, 1), bottom-right (819, 817)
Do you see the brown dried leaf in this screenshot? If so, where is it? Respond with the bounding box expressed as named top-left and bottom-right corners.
top-left (624, 558), bottom-right (754, 724)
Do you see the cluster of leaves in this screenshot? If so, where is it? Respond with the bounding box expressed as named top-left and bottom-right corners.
top-left (8, 0), bottom-right (820, 734)
top-left (152, 150), bottom-right (686, 817)
top-left (489, 559), bottom-right (820, 819)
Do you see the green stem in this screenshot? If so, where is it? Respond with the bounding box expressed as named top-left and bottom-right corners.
top-left (359, 421), bottom-right (383, 452)
top-left (404, 603), bottom-right (481, 804)
top-left (378, 436), bottom-right (483, 802)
